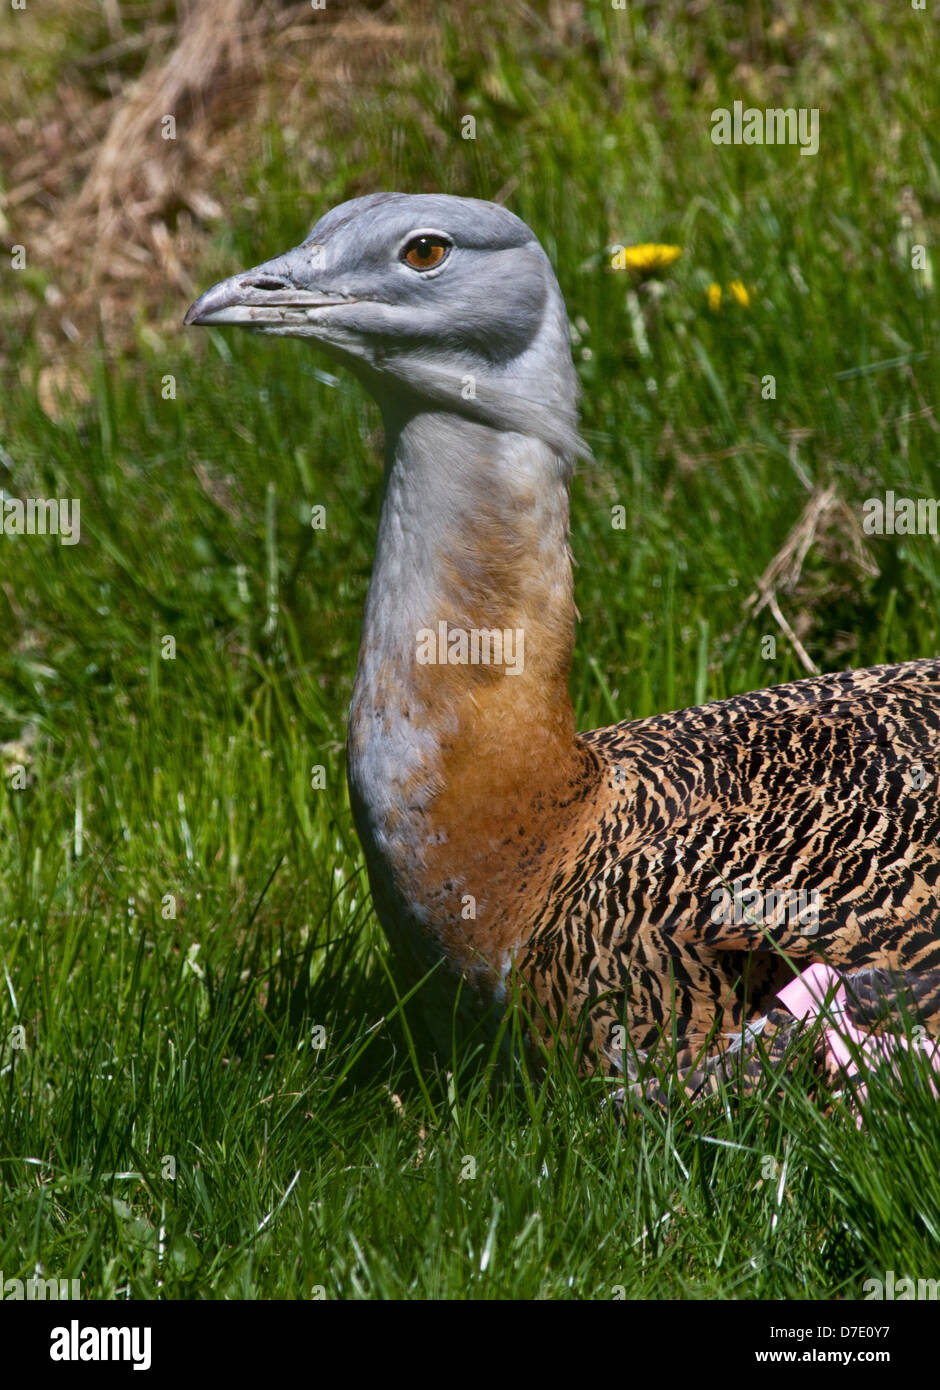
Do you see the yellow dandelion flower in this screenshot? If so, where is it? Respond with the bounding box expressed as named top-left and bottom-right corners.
top-left (728, 279), bottom-right (750, 307)
top-left (707, 282), bottom-right (722, 312)
top-left (611, 243), bottom-right (682, 273)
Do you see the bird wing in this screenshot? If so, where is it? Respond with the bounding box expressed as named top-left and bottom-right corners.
top-left (580, 659), bottom-right (940, 981)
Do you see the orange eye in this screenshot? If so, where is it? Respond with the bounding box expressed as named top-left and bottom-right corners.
top-left (402, 236), bottom-right (450, 271)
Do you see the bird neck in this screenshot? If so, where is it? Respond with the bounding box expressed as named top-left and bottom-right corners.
top-left (347, 409), bottom-right (584, 969)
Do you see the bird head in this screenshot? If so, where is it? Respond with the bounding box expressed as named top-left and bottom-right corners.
top-left (184, 192), bottom-right (581, 459)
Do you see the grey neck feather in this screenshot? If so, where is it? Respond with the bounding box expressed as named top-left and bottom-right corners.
top-left (347, 407), bottom-right (575, 870)
top-left (345, 252), bottom-right (583, 881)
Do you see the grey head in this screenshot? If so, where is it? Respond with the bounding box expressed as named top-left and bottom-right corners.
top-left (184, 192), bottom-right (581, 460)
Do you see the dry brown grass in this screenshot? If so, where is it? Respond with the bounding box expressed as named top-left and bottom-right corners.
top-left (745, 468), bottom-right (880, 674)
top-left (1, 0), bottom-right (434, 370)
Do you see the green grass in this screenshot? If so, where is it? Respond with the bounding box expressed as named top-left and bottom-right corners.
top-left (1, 0), bottom-right (939, 1298)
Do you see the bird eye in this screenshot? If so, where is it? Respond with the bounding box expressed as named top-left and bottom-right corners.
top-left (402, 235), bottom-right (450, 271)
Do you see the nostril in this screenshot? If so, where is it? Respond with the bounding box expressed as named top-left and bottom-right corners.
top-left (244, 275), bottom-right (290, 292)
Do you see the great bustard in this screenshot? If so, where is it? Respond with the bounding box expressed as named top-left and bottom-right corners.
top-left (186, 192), bottom-right (940, 1096)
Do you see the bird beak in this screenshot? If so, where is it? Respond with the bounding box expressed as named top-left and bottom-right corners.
top-left (184, 251), bottom-right (353, 330)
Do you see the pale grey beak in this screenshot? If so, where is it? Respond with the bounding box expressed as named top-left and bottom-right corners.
top-left (184, 255), bottom-right (354, 329)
